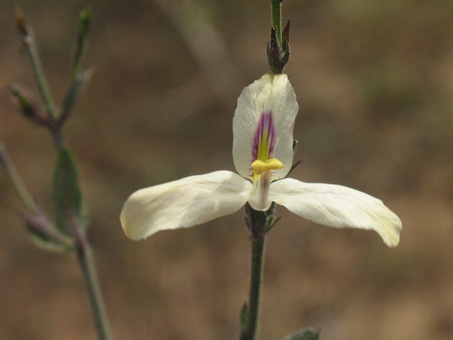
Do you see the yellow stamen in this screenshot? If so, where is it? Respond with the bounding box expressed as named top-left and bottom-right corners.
top-left (251, 158), bottom-right (284, 175)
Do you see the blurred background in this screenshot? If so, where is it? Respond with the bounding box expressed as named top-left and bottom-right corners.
top-left (0, 0), bottom-right (452, 339)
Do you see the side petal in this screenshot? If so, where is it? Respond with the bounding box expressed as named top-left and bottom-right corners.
top-left (233, 73), bottom-right (299, 180)
top-left (120, 171), bottom-right (252, 240)
top-left (269, 179), bottom-right (402, 247)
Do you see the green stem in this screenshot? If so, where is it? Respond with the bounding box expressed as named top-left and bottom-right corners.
top-left (241, 233), bottom-right (266, 340)
top-left (271, 0), bottom-right (282, 46)
top-left (0, 140), bottom-right (37, 213)
top-left (73, 221), bottom-right (113, 340)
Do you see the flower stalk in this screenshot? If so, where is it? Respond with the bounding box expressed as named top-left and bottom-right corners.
top-left (240, 204), bottom-right (275, 340)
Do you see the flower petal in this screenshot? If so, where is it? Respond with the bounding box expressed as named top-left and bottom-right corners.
top-left (233, 73), bottom-right (299, 180)
top-left (269, 179), bottom-right (402, 247)
top-left (120, 171), bottom-right (252, 240)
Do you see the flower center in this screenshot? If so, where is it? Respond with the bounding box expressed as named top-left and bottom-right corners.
top-left (251, 158), bottom-right (283, 175)
top-left (248, 111), bottom-right (284, 211)
top-left (248, 158), bottom-right (283, 211)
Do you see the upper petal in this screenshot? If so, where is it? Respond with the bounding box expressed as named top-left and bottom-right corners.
top-left (120, 171), bottom-right (252, 240)
top-left (269, 178), bottom-right (402, 247)
top-left (233, 73), bottom-right (299, 180)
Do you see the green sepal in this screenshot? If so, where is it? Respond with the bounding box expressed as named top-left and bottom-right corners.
top-left (281, 327), bottom-right (320, 340)
top-left (52, 148), bottom-right (88, 235)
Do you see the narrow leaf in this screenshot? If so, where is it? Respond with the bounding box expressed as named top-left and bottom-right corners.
top-left (52, 148), bottom-right (87, 234)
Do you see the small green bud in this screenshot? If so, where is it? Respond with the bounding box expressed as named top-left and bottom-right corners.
top-left (78, 8), bottom-right (92, 38)
top-left (10, 84), bottom-right (49, 126)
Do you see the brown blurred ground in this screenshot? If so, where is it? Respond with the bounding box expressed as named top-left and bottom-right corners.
top-left (1, 0), bottom-right (453, 339)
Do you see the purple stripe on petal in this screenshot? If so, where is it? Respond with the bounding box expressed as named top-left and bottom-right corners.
top-left (252, 111), bottom-right (275, 161)
top-left (268, 113), bottom-right (275, 155)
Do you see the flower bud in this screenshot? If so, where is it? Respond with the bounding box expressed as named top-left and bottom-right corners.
top-left (10, 84), bottom-right (49, 126)
top-left (267, 21), bottom-right (291, 74)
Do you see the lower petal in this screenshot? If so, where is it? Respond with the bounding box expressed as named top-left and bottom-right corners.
top-left (120, 171), bottom-right (252, 240)
top-left (269, 178), bottom-right (402, 247)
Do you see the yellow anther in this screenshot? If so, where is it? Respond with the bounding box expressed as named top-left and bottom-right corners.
top-left (251, 158), bottom-right (284, 175)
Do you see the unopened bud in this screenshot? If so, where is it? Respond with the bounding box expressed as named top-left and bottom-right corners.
top-left (15, 6), bottom-right (28, 36)
top-left (10, 84), bottom-right (49, 126)
top-left (267, 20), bottom-right (291, 74)
top-left (78, 8), bottom-right (92, 39)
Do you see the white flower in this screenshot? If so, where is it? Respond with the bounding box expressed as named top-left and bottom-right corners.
top-left (120, 74), bottom-right (402, 247)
